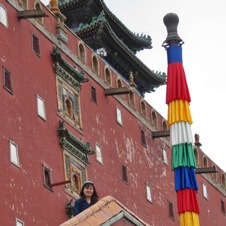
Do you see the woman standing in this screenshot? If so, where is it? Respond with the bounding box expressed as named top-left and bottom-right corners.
top-left (73, 181), bottom-right (99, 216)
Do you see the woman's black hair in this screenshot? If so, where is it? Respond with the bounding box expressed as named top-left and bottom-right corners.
top-left (80, 181), bottom-right (99, 204)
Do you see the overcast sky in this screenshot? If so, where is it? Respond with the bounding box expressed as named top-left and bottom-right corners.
top-left (42, 0), bottom-right (226, 171)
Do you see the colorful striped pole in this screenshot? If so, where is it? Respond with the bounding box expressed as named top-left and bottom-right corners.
top-left (163, 13), bottom-right (200, 226)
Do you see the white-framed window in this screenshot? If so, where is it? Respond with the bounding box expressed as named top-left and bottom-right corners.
top-left (202, 183), bottom-right (208, 199)
top-left (146, 184), bottom-right (152, 203)
top-left (162, 149), bottom-right (168, 164)
top-left (9, 141), bottom-right (19, 166)
top-left (16, 218), bottom-right (24, 226)
top-left (96, 144), bottom-right (103, 164)
top-left (0, 4), bottom-right (8, 28)
top-left (37, 95), bottom-right (46, 120)
top-left (116, 106), bottom-right (123, 125)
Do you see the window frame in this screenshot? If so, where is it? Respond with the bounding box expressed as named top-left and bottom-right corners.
top-left (168, 201), bottom-right (175, 221)
top-left (140, 100), bottom-right (146, 118)
top-left (78, 42), bottom-right (86, 63)
top-left (37, 95), bottom-right (46, 120)
top-left (128, 92), bottom-right (135, 108)
top-left (92, 55), bottom-right (99, 75)
top-left (95, 143), bottom-right (103, 164)
top-left (3, 67), bottom-right (13, 94)
top-left (34, 2), bottom-right (44, 25)
top-left (221, 174), bottom-right (226, 189)
top-left (146, 183), bottom-right (153, 203)
top-left (121, 165), bottom-right (128, 184)
top-left (104, 67), bottom-right (112, 87)
top-left (9, 141), bottom-right (20, 167)
top-left (32, 33), bottom-right (41, 57)
top-left (43, 165), bottom-right (52, 191)
top-left (16, 218), bottom-right (24, 226)
top-left (0, 4), bottom-right (8, 28)
top-left (151, 110), bottom-right (157, 128)
top-left (116, 106), bottom-right (123, 126)
top-left (202, 183), bottom-right (208, 199)
top-left (91, 86), bottom-right (97, 103)
top-left (162, 149), bottom-right (168, 165)
top-left (58, 81), bottom-right (82, 129)
top-left (140, 129), bottom-right (147, 147)
top-left (221, 199), bottom-right (225, 215)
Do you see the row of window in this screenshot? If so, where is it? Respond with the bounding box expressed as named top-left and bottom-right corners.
top-left (2, 34), bottom-right (43, 94)
top-left (91, 86), bottom-right (168, 132)
top-left (2, 65), bottom-right (47, 120)
top-left (194, 149), bottom-right (226, 190)
top-left (202, 183), bottom-right (225, 215)
top-left (1, 1), bottom-right (166, 131)
top-left (7, 109), bottom-right (45, 167)
top-left (8, 138), bottom-right (172, 220)
top-left (2, 2), bottom-right (165, 129)
top-left (90, 83), bottom-right (167, 130)
top-left (8, 139), bottom-right (226, 225)
top-left (8, 141), bottom-right (54, 192)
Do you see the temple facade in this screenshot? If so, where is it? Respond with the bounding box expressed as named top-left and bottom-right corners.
top-left (0, 0), bottom-right (225, 225)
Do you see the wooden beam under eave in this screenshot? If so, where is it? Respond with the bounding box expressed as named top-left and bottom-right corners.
top-left (50, 180), bottom-right (71, 187)
top-left (105, 87), bottom-right (133, 96)
top-left (195, 167), bottom-right (217, 174)
top-left (18, 10), bottom-right (49, 19)
top-left (152, 130), bottom-right (170, 138)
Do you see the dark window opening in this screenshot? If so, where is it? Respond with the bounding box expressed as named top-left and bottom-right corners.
top-left (91, 86), bottom-right (97, 103)
top-left (43, 167), bottom-right (52, 190)
top-left (151, 111), bottom-right (157, 127)
top-left (141, 130), bottom-right (147, 147)
top-left (221, 200), bottom-right (225, 214)
top-left (168, 202), bottom-right (175, 220)
top-left (32, 34), bottom-right (40, 56)
top-left (122, 165), bottom-right (128, 183)
top-left (194, 148), bottom-right (198, 166)
top-left (3, 67), bottom-right (13, 94)
top-left (222, 174), bottom-right (226, 189)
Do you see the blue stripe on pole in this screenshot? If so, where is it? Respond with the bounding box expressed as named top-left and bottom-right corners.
top-left (167, 45), bottom-right (183, 64)
top-left (174, 167), bottom-right (198, 191)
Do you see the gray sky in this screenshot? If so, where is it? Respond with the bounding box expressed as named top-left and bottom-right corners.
top-left (42, 0), bottom-right (226, 171)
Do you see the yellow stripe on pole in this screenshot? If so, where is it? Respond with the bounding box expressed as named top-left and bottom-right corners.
top-left (179, 211), bottom-right (200, 226)
top-left (168, 100), bottom-right (193, 125)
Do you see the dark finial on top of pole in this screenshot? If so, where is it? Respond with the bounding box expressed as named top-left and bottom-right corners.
top-left (162, 13), bottom-right (184, 48)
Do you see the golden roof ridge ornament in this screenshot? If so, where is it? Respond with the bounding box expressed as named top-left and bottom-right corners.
top-left (129, 71), bottom-right (137, 88)
top-left (50, 0), bottom-right (60, 14)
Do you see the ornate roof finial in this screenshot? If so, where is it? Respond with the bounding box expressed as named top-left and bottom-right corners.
top-left (129, 71), bottom-right (137, 88)
top-left (162, 13), bottom-right (184, 48)
top-left (50, 0), bottom-right (60, 14)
